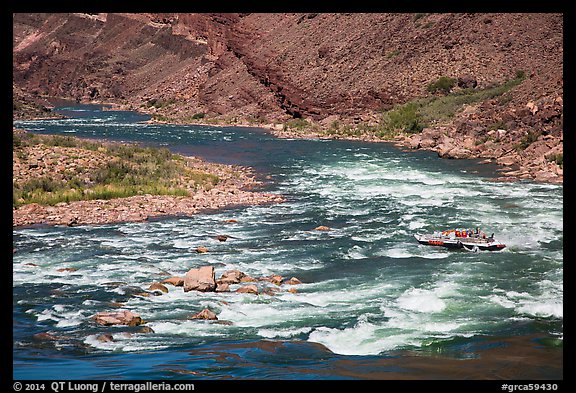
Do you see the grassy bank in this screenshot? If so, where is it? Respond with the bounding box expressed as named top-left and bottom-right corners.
top-left (13, 131), bottom-right (220, 208)
top-left (320, 73), bottom-right (526, 139)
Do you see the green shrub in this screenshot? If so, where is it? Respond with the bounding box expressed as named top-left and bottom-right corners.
top-left (427, 76), bottom-right (457, 94)
top-left (382, 102), bottom-right (426, 134)
top-left (284, 118), bottom-right (310, 131)
top-left (515, 130), bottom-right (541, 151)
top-left (515, 70), bottom-right (526, 80)
top-left (12, 132), bottom-right (221, 207)
top-left (413, 13), bottom-right (427, 21)
top-left (547, 153), bottom-right (563, 167)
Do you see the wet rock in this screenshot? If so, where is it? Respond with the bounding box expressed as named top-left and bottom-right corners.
top-left (56, 267), bottom-right (78, 272)
top-left (189, 308), bottom-right (218, 320)
top-left (262, 287), bottom-right (280, 296)
top-left (215, 235), bottom-right (229, 242)
top-left (284, 277), bottom-right (302, 285)
top-left (260, 274), bottom-right (283, 285)
top-left (162, 276), bottom-right (184, 286)
top-left (195, 246), bottom-right (209, 253)
top-left (93, 310), bottom-right (144, 327)
top-left (218, 269), bottom-right (245, 284)
top-left (236, 284), bottom-right (258, 295)
top-left (96, 333), bottom-right (114, 343)
top-left (33, 332), bottom-right (60, 341)
top-left (148, 282), bottom-right (169, 293)
top-left (183, 265), bottom-right (216, 292)
top-left (137, 326), bottom-right (155, 334)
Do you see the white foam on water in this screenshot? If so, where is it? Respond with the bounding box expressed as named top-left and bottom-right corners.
top-left (396, 288), bottom-right (447, 313)
top-left (34, 305), bottom-right (90, 327)
top-left (258, 326), bottom-right (313, 339)
top-left (380, 247), bottom-right (415, 259)
top-left (84, 334), bottom-right (169, 352)
top-left (517, 302), bottom-right (563, 319)
top-left (487, 279), bottom-right (563, 319)
top-left (147, 320), bottom-right (228, 337)
top-left (307, 316), bottom-right (425, 356)
top-left (377, 246), bottom-right (450, 260)
top-left (217, 301), bottom-right (294, 328)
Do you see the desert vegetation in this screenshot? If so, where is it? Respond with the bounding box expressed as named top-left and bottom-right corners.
top-left (13, 131), bottom-right (220, 207)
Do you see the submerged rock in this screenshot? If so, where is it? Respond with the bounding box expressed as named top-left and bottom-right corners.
top-left (236, 284), bottom-right (258, 295)
top-left (189, 308), bottom-right (218, 320)
top-left (96, 333), bottom-right (115, 343)
top-left (215, 282), bottom-right (230, 292)
top-left (148, 282), bottom-right (169, 293)
top-left (33, 332), bottom-right (61, 341)
top-left (162, 276), bottom-right (184, 286)
top-left (284, 277), bottom-right (302, 285)
top-left (260, 274), bottom-right (283, 285)
top-left (195, 246), bottom-right (209, 253)
top-left (56, 267), bottom-right (78, 272)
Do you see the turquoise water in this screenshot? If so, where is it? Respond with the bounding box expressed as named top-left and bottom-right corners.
top-left (13, 105), bottom-right (563, 379)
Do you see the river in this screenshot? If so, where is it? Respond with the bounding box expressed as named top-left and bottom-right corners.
top-left (13, 104), bottom-right (563, 380)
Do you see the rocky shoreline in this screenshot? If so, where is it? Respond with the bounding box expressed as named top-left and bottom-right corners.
top-left (13, 190), bottom-right (284, 228)
top-left (267, 124), bottom-right (563, 185)
top-left (12, 131), bottom-right (284, 228)
top-left (13, 96), bottom-right (562, 229)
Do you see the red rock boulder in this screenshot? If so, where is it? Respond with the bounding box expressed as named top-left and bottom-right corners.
top-left (183, 265), bottom-right (216, 292)
top-left (189, 308), bottom-right (218, 320)
top-left (93, 310), bottom-right (143, 327)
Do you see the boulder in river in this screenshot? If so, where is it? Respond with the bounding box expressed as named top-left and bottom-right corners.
top-left (162, 276), bottom-right (184, 286)
top-left (236, 284), bottom-right (259, 295)
top-left (148, 282), bottom-right (169, 293)
top-left (93, 310), bottom-right (143, 327)
top-left (183, 265), bottom-right (216, 292)
top-left (260, 274), bottom-right (283, 285)
top-left (218, 269), bottom-right (245, 284)
top-left (189, 308), bottom-right (218, 320)
top-left (33, 332), bottom-right (62, 341)
top-left (284, 277), bottom-right (302, 285)
top-left (96, 333), bottom-right (115, 343)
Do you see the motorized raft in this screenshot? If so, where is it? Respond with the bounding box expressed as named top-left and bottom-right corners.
top-left (414, 229), bottom-right (506, 252)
